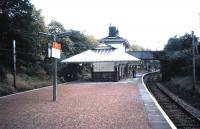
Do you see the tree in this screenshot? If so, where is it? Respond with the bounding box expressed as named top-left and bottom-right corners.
top-left (164, 33), bottom-right (197, 51)
top-left (0, 1), bottom-right (47, 69)
top-left (48, 20), bottom-right (66, 34)
top-left (47, 20), bottom-right (98, 81)
top-left (0, 0), bottom-right (32, 67)
top-left (130, 44), bottom-right (151, 51)
top-left (85, 35), bottom-right (99, 47)
top-left (48, 20), bottom-right (98, 81)
top-left (160, 33), bottom-right (198, 81)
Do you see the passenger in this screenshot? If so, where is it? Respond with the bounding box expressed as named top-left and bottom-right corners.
top-left (132, 69), bottom-right (136, 78)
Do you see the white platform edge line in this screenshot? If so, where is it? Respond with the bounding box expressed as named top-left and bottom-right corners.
top-left (142, 72), bottom-right (177, 129)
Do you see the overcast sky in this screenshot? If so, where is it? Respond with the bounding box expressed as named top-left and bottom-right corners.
top-left (31, 0), bottom-right (200, 50)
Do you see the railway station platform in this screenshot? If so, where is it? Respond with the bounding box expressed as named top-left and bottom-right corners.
top-left (0, 73), bottom-right (175, 129)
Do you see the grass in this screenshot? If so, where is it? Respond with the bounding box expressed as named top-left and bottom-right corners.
top-left (0, 72), bottom-right (51, 96)
top-left (162, 75), bottom-right (200, 110)
top-left (170, 76), bottom-right (200, 93)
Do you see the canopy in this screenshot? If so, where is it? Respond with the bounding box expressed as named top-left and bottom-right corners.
top-left (61, 49), bottom-right (140, 63)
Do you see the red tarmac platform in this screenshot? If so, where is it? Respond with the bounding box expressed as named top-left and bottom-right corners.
top-left (0, 74), bottom-right (174, 129)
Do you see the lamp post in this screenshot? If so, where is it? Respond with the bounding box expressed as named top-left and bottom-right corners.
top-left (39, 31), bottom-right (71, 101)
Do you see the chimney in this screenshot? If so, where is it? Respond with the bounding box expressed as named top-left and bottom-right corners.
top-left (109, 26), bottom-right (118, 37)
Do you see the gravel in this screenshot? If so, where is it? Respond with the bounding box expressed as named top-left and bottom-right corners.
top-left (0, 81), bottom-right (150, 129)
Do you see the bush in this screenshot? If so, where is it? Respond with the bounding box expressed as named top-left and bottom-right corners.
top-left (59, 63), bottom-right (81, 81)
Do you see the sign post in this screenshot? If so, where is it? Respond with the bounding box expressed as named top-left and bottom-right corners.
top-left (53, 56), bottom-right (57, 101)
top-left (52, 41), bottom-right (61, 101)
top-left (38, 31), bottom-right (71, 101)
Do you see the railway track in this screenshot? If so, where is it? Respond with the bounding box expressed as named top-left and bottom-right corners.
top-left (144, 73), bottom-right (200, 129)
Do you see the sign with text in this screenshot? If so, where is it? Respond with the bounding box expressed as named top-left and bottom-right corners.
top-left (52, 42), bottom-right (61, 59)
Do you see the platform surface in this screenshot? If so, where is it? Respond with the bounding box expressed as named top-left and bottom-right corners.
top-left (0, 74), bottom-right (172, 129)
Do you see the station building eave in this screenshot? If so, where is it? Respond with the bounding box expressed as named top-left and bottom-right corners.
top-left (61, 49), bottom-right (140, 63)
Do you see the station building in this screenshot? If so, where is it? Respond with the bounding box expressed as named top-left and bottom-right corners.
top-left (62, 26), bottom-right (140, 81)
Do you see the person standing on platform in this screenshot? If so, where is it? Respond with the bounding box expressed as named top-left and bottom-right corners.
top-left (132, 69), bottom-right (136, 78)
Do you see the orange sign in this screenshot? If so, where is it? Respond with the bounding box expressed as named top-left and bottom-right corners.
top-left (52, 42), bottom-right (61, 49)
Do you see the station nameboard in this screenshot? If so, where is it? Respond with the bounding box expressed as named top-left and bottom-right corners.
top-left (52, 42), bottom-right (61, 59)
top-left (52, 42), bottom-right (61, 49)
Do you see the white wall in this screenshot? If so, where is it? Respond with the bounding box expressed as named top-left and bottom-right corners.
top-left (93, 62), bottom-right (115, 72)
